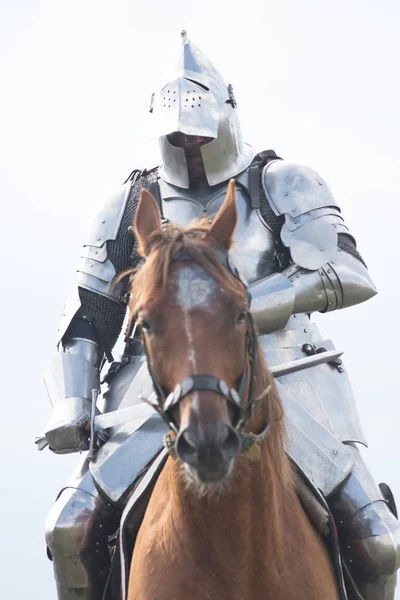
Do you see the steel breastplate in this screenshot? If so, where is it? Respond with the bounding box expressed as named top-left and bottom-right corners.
top-left (158, 170), bottom-right (277, 284)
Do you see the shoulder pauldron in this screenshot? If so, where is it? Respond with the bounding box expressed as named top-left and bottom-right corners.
top-left (262, 160), bottom-right (352, 270)
top-left (77, 183), bottom-right (132, 300)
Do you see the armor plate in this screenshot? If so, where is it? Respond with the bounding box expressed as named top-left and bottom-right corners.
top-left (56, 184), bottom-right (132, 345)
top-left (262, 161), bottom-right (344, 270)
top-left (77, 182), bottom-right (131, 302)
top-left (44, 352), bottom-right (100, 405)
top-left (159, 170), bottom-right (276, 284)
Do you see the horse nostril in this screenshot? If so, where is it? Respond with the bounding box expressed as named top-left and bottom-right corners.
top-left (220, 424), bottom-right (242, 458)
top-left (176, 430), bottom-right (198, 464)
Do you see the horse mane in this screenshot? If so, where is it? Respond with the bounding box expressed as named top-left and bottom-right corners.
top-left (127, 216), bottom-right (293, 505)
top-left (128, 217), bottom-right (245, 319)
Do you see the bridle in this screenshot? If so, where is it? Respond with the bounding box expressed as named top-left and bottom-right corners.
top-left (132, 247), bottom-right (271, 456)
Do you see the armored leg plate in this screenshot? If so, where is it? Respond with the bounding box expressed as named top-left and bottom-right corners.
top-left (329, 444), bottom-right (400, 600)
top-left (45, 457), bottom-right (121, 600)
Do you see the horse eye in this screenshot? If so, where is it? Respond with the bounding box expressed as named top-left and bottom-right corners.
top-left (140, 319), bottom-right (152, 333)
top-left (237, 310), bottom-right (247, 324)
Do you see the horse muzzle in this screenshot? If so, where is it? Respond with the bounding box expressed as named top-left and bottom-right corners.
top-left (176, 419), bottom-right (242, 483)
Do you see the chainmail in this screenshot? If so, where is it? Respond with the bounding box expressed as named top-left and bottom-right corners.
top-left (75, 171), bottom-right (153, 354)
top-left (253, 151), bottom-right (285, 235)
top-left (337, 233), bottom-right (367, 267)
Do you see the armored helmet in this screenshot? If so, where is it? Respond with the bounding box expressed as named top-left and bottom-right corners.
top-left (151, 31), bottom-right (254, 188)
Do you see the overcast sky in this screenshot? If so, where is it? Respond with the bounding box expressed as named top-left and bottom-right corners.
top-left (1, 1), bottom-right (400, 598)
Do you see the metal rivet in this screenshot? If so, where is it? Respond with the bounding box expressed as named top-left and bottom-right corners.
top-left (230, 389), bottom-right (241, 406)
top-left (97, 237), bottom-right (101, 241)
top-left (327, 268), bottom-right (331, 273)
top-left (333, 450), bottom-right (338, 455)
top-left (101, 219), bottom-right (105, 224)
top-left (320, 247), bottom-right (324, 251)
top-left (181, 377), bottom-right (194, 396)
top-left (290, 278), bottom-right (294, 282)
top-left (164, 392), bottom-right (174, 411)
top-left (219, 380), bottom-right (229, 396)
top-left (173, 384), bottom-right (182, 403)
top-left (328, 302), bottom-right (332, 305)
top-left (292, 207), bottom-right (296, 212)
top-left (296, 274), bottom-right (300, 278)
top-left (284, 192), bottom-right (289, 196)
top-left (304, 328), bottom-right (308, 333)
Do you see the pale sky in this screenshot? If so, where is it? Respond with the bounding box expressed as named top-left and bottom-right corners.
top-left (1, 1), bottom-right (400, 598)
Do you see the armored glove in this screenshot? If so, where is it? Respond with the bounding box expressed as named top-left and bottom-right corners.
top-left (44, 396), bottom-right (92, 454)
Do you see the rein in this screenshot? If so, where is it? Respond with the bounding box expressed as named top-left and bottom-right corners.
top-left (134, 247), bottom-right (271, 458)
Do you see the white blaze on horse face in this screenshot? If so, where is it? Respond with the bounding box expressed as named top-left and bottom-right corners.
top-left (176, 265), bottom-right (218, 372)
top-left (176, 265), bottom-right (218, 311)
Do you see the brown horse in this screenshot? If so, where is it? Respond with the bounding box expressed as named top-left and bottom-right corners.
top-left (126, 181), bottom-right (340, 600)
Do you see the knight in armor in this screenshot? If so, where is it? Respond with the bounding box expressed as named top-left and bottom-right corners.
top-left (42, 31), bottom-right (400, 599)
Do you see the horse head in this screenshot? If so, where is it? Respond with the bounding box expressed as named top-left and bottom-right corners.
top-left (129, 180), bottom-right (280, 488)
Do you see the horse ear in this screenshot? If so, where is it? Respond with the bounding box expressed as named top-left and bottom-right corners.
top-left (134, 189), bottom-right (162, 256)
top-left (206, 179), bottom-right (238, 250)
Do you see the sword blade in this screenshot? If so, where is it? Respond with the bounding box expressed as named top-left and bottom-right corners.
top-left (93, 401), bottom-right (155, 432)
top-left (270, 349), bottom-right (343, 377)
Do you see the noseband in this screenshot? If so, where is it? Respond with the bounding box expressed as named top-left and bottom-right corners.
top-left (134, 247), bottom-right (271, 454)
